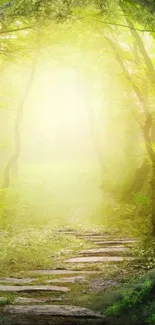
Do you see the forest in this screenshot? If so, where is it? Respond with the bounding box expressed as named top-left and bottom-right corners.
top-left (0, 0), bottom-right (155, 324)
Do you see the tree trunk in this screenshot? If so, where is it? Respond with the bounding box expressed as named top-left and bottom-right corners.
top-left (122, 159), bottom-right (150, 202)
top-left (127, 19), bottom-right (155, 236)
top-left (105, 34), bottom-right (151, 201)
top-left (105, 29), bottom-right (155, 234)
top-left (151, 164), bottom-right (155, 235)
top-left (126, 19), bottom-right (155, 85)
top-left (3, 59), bottom-right (37, 188)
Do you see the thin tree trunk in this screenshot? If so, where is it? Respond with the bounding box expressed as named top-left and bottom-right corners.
top-left (122, 159), bottom-right (150, 202)
top-left (105, 34), bottom-right (150, 200)
top-left (105, 31), bottom-right (155, 234)
top-left (3, 58), bottom-right (37, 188)
top-left (126, 19), bottom-right (155, 84)
top-left (134, 167), bottom-right (151, 218)
top-left (143, 117), bottom-right (155, 235)
top-left (121, 14), bottom-right (155, 236)
top-left (151, 164), bottom-right (155, 236)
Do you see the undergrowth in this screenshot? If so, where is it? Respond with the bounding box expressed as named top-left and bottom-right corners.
top-left (104, 272), bottom-right (155, 325)
top-left (0, 226), bottom-right (88, 276)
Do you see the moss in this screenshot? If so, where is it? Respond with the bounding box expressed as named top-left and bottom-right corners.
top-left (0, 295), bottom-right (15, 306)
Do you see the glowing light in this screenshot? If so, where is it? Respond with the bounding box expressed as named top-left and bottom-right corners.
top-left (22, 67), bottom-right (102, 163)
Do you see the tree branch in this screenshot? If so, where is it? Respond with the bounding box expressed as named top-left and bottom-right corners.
top-left (142, 113), bottom-right (155, 162)
top-left (126, 18), bottom-right (155, 84)
top-left (92, 18), bottom-right (155, 33)
top-left (0, 26), bottom-right (32, 35)
top-left (105, 34), bottom-right (155, 162)
top-left (105, 34), bottom-right (148, 113)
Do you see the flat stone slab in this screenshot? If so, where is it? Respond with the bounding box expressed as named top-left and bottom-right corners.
top-left (57, 231), bottom-right (79, 235)
top-left (94, 240), bottom-right (138, 245)
top-left (66, 256), bottom-right (134, 263)
top-left (80, 235), bottom-right (110, 239)
top-left (86, 236), bottom-right (115, 241)
top-left (31, 269), bottom-right (102, 275)
top-left (0, 278), bottom-right (35, 284)
top-left (46, 276), bottom-right (87, 284)
top-left (0, 285), bottom-right (69, 293)
top-left (103, 245), bottom-right (126, 248)
top-left (3, 305), bottom-right (106, 325)
top-left (57, 231), bottom-right (108, 236)
top-left (13, 297), bottom-right (64, 304)
top-left (80, 247), bottom-right (128, 255)
top-left (80, 233), bottom-right (109, 236)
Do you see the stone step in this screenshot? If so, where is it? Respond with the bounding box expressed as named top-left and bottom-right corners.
top-left (2, 305), bottom-right (106, 325)
top-left (78, 235), bottom-right (110, 239)
top-left (94, 240), bottom-right (138, 246)
top-left (0, 278), bottom-right (35, 284)
top-left (0, 285), bottom-right (69, 293)
top-left (46, 276), bottom-right (87, 284)
top-left (15, 297), bottom-right (64, 304)
top-left (79, 233), bottom-right (110, 237)
top-left (85, 236), bottom-right (116, 241)
top-left (100, 245), bottom-right (127, 248)
top-left (0, 297), bottom-right (64, 304)
top-left (80, 247), bottom-right (128, 256)
top-left (57, 231), bottom-right (80, 236)
top-left (31, 269), bottom-right (102, 275)
top-left (66, 256), bottom-right (135, 263)
top-left (0, 277), bottom-right (87, 286)
top-left (57, 231), bottom-right (109, 237)
top-left (86, 237), bottom-right (137, 242)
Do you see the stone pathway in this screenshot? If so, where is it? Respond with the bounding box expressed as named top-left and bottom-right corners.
top-left (0, 231), bottom-right (138, 324)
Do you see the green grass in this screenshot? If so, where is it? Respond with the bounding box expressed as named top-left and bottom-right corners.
top-left (0, 226), bottom-right (92, 277)
top-left (0, 295), bottom-right (15, 306)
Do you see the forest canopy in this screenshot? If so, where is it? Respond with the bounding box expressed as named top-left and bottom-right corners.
top-left (0, 0), bottom-right (154, 234)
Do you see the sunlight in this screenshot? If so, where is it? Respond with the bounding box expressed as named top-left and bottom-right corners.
top-left (37, 68), bottom-right (83, 145)
top-left (22, 66), bottom-right (101, 163)
top-left (16, 66), bottom-right (104, 226)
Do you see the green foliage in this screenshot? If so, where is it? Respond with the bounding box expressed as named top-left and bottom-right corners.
top-left (147, 312), bottom-right (155, 325)
top-left (0, 189), bottom-right (12, 227)
top-left (102, 203), bottom-right (137, 235)
top-left (133, 239), bottom-right (155, 270)
top-left (105, 279), bottom-right (152, 317)
top-left (0, 295), bottom-right (14, 306)
top-left (103, 274), bottom-right (155, 325)
top-left (5, 0), bottom-right (92, 21)
top-left (133, 193), bottom-right (150, 209)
